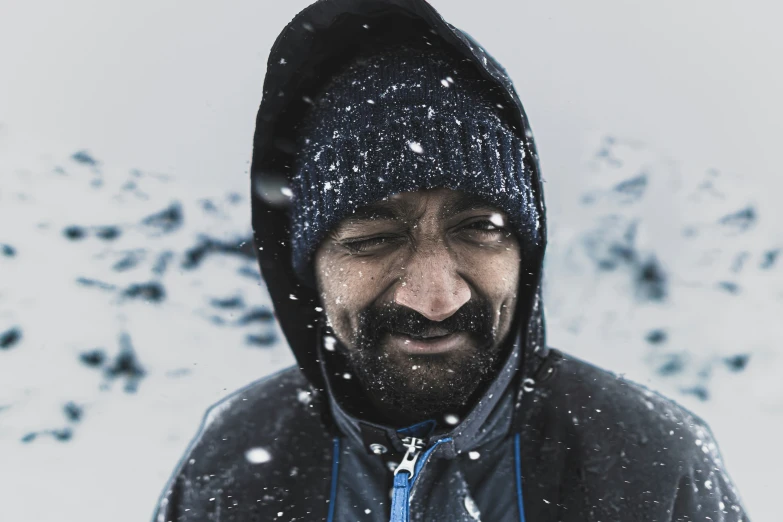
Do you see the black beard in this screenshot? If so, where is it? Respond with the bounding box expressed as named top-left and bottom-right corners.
top-left (343, 299), bottom-right (501, 425)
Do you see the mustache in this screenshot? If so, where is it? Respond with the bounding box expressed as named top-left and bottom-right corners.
top-left (355, 299), bottom-right (495, 349)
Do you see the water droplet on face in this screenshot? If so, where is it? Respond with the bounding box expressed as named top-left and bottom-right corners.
top-left (489, 213), bottom-right (505, 227)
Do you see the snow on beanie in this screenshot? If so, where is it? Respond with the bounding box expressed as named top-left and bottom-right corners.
top-left (290, 44), bottom-right (541, 282)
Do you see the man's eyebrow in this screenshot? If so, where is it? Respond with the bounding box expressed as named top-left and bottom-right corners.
top-left (344, 200), bottom-right (403, 222)
top-left (443, 194), bottom-right (500, 217)
top-left (341, 193), bottom-right (499, 224)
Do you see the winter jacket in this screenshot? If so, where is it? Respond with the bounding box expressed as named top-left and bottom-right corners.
top-left (153, 1), bottom-right (748, 521)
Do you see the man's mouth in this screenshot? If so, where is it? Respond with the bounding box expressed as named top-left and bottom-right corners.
top-left (386, 331), bottom-right (469, 354)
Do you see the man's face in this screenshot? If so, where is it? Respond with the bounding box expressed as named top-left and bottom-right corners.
top-left (314, 188), bottom-right (521, 423)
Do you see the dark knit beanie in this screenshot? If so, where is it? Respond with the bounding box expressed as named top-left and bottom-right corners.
top-left (290, 44), bottom-right (541, 281)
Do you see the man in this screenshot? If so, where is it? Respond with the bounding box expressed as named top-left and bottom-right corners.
top-left (154, 1), bottom-right (748, 521)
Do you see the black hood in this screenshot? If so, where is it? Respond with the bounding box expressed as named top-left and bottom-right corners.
top-left (250, 0), bottom-right (548, 421)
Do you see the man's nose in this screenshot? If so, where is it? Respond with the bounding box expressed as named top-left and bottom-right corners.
top-left (393, 243), bottom-right (471, 322)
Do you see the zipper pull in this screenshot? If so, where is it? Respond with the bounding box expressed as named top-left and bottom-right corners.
top-left (389, 437), bottom-right (452, 522)
top-left (394, 437), bottom-right (425, 477)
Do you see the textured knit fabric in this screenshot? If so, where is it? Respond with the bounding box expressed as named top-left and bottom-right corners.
top-left (290, 45), bottom-right (541, 281)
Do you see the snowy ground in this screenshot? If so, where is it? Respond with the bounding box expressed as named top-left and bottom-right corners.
top-left (0, 134), bottom-right (779, 521)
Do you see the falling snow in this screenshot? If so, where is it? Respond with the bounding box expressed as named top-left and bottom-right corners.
top-left (245, 447), bottom-right (272, 464)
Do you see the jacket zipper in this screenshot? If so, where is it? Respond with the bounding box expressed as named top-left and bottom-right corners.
top-left (389, 437), bottom-right (425, 522)
top-left (389, 436), bottom-right (452, 522)
top-left (394, 437), bottom-right (426, 478)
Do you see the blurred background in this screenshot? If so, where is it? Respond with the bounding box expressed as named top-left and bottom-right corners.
top-left (1, 1), bottom-right (781, 520)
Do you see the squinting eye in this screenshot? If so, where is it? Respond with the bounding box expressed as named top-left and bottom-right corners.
top-left (457, 219), bottom-right (510, 244)
top-left (342, 236), bottom-right (398, 253)
top-left (466, 220), bottom-right (502, 232)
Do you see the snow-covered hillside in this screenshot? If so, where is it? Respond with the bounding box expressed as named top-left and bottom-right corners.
top-left (0, 134), bottom-right (779, 521)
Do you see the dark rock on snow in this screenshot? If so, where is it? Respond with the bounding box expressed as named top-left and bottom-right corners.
top-left (636, 257), bottom-right (667, 301)
top-left (238, 307), bottom-right (274, 325)
top-left (724, 354), bottom-right (751, 372)
top-left (122, 281), bottom-right (166, 303)
top-left (95, 226), bottom-right (122, 241)
top-left (245, 333), bottom-right (277, 347)
top-left (717, 281), bottom-right (740, 294)
top-left (76, 277), bottom-right (116, 291)
top-left (761, 249), bottom-right (779, 270)
top-left (210, 295), bottom-right (245, 309)
top-left (152, 251), bottom-right (174, 276)
top-left (105, 333), bottom-right (146, 393)
top-left (645, 329), bottom-right (668, 345)
top-left (657, 353), bottom-right (685, 376)
top-left (113, 250), bottom-right (145, 272)
top-left (63, 225), bottom-right (87, 240)
top-left (182, 235), bottom-right (254, 269)
top-left (63, 402), bottom-right (83, 422)
top-left (718, 207), bottom-right (756, 233)
top-left (141, 202), bottom-right (184, 235)
top-left (0, 327), bottom-right (22, 350)
top-left (71, 150), bottom-right (98, 166)
top-left (79, 349), bottom-right (107, 368)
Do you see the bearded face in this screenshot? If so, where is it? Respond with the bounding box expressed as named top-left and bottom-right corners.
top-left (314, 188), bottom-right (521, 424)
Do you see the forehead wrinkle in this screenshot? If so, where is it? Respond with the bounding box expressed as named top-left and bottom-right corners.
top-left (440, 192), bottom-right (503, 219)
top-left (331, 197), bottom-right (411, 237)
top-left (331, 190), bottom-right (503, 238)
top-left (346, 195), bottom-right (422, 223)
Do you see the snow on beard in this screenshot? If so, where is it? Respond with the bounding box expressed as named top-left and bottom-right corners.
top-left (345, 298), bottom-right (501, 422)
